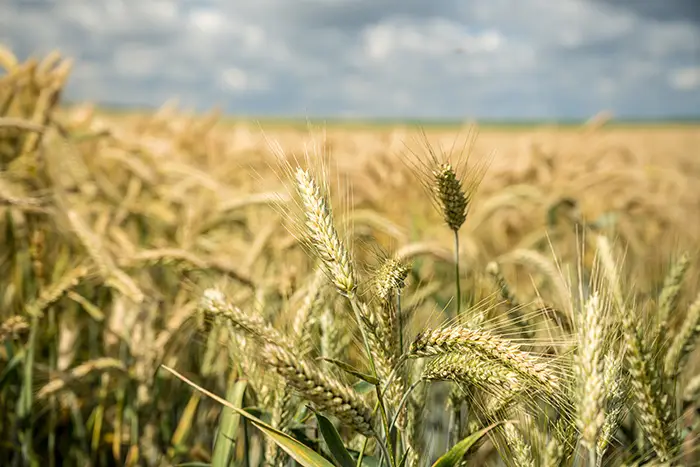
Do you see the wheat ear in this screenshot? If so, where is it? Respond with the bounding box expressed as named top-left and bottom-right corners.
top-left (664, 291), bottom-right (700, 378)
top-left (295, 167), bottom-right (356, 296)
top-left (503, 422), bottom-right (535, 467)
top-left (597, 352), bottom-right (627, 461)
top-left (200, 289), bottom-right (295, 350)
top-left (576, 292), bottom-right (607, 465)
top-left (596, 236), bottom-right (677, 460)
top-left (433, 162), bottom-right (469, 232)
top-left (422, 351), bottom-right (524, 395)
top-left (409, 325), bottom-right (559, 391)
top-left (262, 343), bottom-right (376, 437)
top-left (657, 252), bottom-right (690, 332)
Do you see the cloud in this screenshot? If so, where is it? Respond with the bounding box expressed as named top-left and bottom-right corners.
top-left (362, 18), bottom-right (504, 61)
top-left (588, 0), bottom-right (700, 24)
top-left (1, 0), bottom-right (699, 119)
top-left (669, 67), bottom-right (700, 90)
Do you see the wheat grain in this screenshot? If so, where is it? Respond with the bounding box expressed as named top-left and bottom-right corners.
top-left (292, 267), bottom-right (327, 357)
top-left (597, 352), bottom-right (627, 460)
top-left (295, 167), bottom-right (356, 296)
top-left (36, 358), bottom-right (126, 399)
top-left (373, 257), bottom-right (410, 303)
top-left (422, 351), bottom-right (524, 394)
top-left (25, 264), bottom-right (90, 317)
top-left (200, 288), bottom-right (295, 350)
top-left (503, 422), bottom-right (535, 467)
top-left (657, 252), bottom-right (690, 329)
top-left (665, 290), bottom-right (700, 378)
top-left (262, 343), bottom-right (376, 436)
top-left (409, 325), bottom-right (559, 391)
top-left (576, 292), bottom-right (607, 454)
top-left (624, 317), bottom-right (676, 461)
top-left (0, 315), bottom-right (29, 341)
top-left (433, 162), bottom-right (469, 231)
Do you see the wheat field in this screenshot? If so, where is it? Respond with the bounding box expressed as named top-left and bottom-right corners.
top-left (1, 48), bottom-right (700, 467)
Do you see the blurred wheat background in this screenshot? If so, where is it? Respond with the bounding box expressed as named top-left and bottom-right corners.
top-left (0, 8), bottom-right (699, 465)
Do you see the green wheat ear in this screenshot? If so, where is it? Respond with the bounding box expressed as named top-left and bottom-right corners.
top-left (433, 162), bottom-right (468, 231)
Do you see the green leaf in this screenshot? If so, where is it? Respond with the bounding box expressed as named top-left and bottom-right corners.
top-left (19, 317), bottom-right (38, 418)
top-left (66, 291), bottom-right (105, 321)
top-left (211, 380), bottom-right (247, 466)
top-left (243, 406), bottom-right (265, 419)
top-left (0, 348), bottom-right (24, 388)
top-left (352, 380), bottom-right (375, 394)
top-left (258, 421), bottom-right (335, 467)
top-left (546, 197), bottom-right (578, 227)
top-left (315, 412), bottom-right (355, 467)
top-left (162, 365), bottom-right (335, 467)
top-left (319, 357), bottom-right (379, 385)
top-left (431, 422), bottom-right (504, 467)
top-left (289, 426), bottom-right (320, 451)
top-left (397, 448), bottom-right (409, 467)
top-left (349, 453), bottom-right (379, 467)
top-left (590, 212), bottom-right (618, 230)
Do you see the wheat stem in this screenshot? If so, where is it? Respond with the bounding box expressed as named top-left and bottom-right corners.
top-left (389, 379), bottom-right (423, 432)
top-left (349, 295), bottom-right (396, 467)
top-left (453, 229), bottom-right (461, 315)
top-left (397, 291), bottom-right (404, 354)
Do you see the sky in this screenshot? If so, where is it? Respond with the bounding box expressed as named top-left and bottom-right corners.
top-left (1, 0), bottom-right (699, 120)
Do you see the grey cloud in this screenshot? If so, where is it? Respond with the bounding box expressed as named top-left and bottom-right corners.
top-left (1, 0), bottom-right (699, 119)
top-left (588, 0), bottom-right (700, 23)
top-left (224, 0), bottom-right (465, 31)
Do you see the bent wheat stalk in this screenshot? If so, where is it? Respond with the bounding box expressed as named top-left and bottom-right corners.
top-left (294, 166), bottom-right (396, 466)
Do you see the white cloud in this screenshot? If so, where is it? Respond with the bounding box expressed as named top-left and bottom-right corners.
top-left (188, 9), bottom-right (225, 33)
top-left (363, 18), bottom-right (503, 62)
top-left (669, 67), bottom-right (700, 90)
top-left (219, 67), bottom-right (268, 92)
top-left (220, 68), bottom-right (248, 90)
top-left (145, 1), bottom-right (179, 21)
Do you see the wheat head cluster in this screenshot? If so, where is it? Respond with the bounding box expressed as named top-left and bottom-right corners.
top-left (1, 47), bottom-right (700, 467)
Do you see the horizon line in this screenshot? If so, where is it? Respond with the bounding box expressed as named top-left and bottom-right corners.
top-left (69, 102), bottom-right (700, 126)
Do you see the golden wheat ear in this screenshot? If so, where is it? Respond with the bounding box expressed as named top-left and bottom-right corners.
top-left (262, 343), bottom-right (376, 437)
top-left (294, 167), bottom-right (357, 297)
top-left (409, 324), bottom-right (560, 392)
